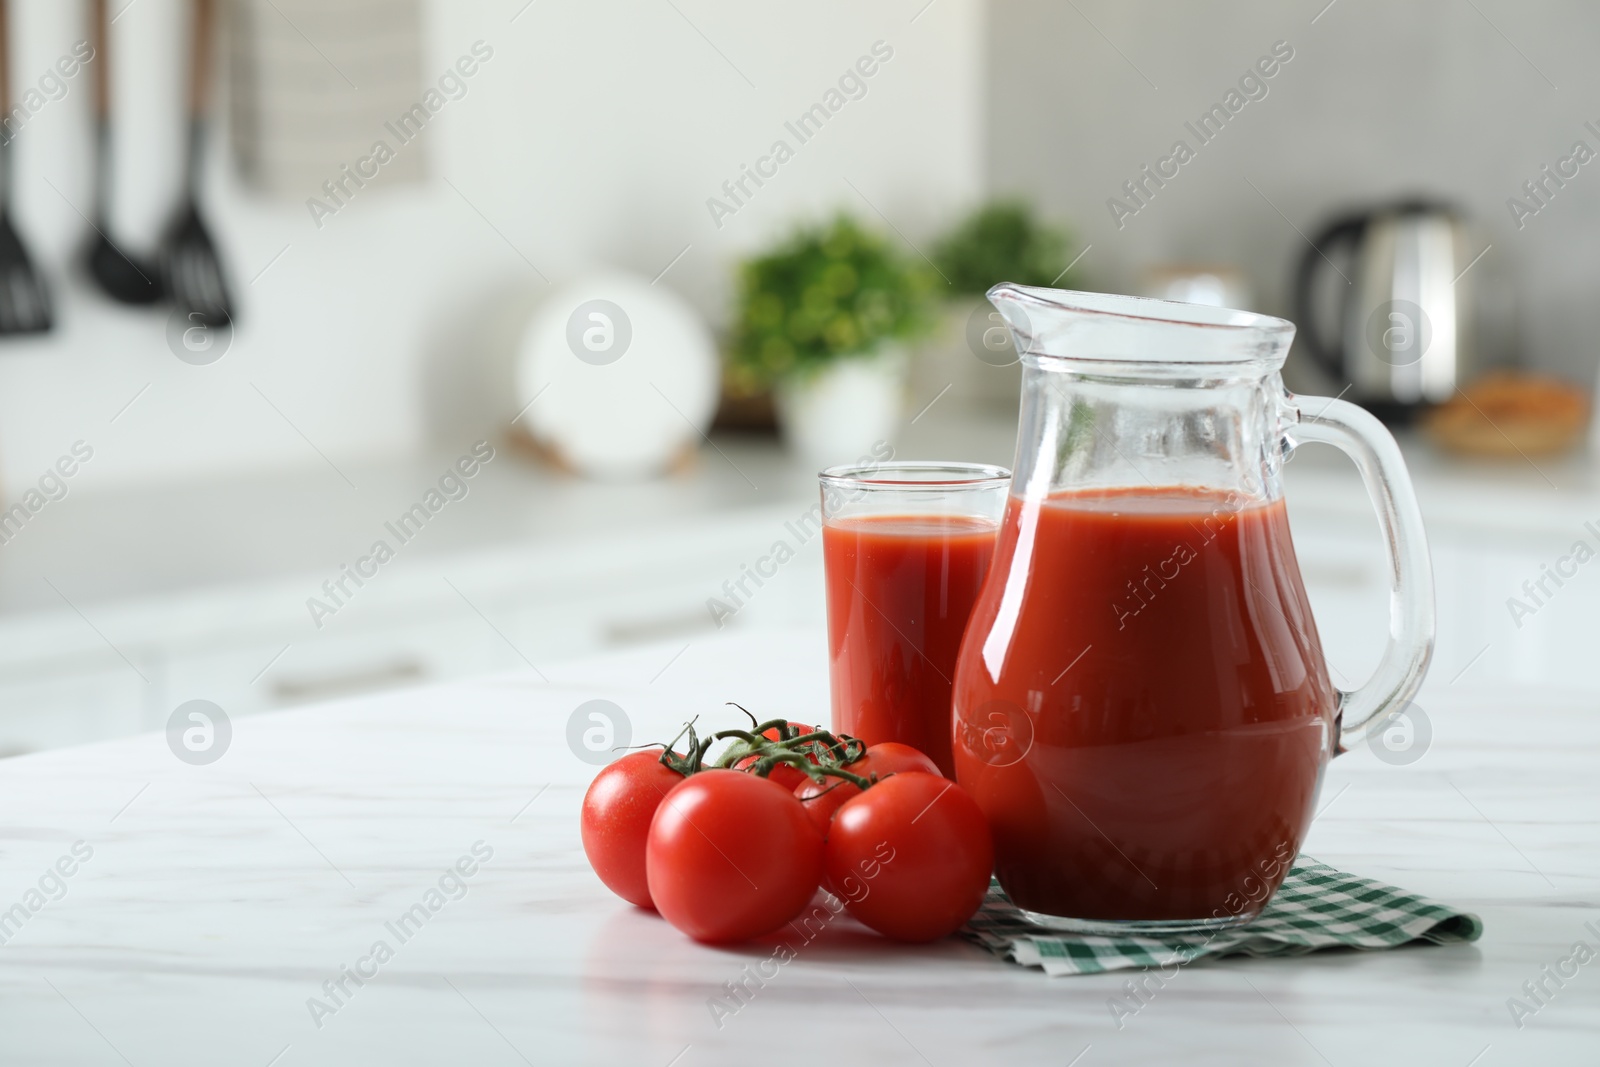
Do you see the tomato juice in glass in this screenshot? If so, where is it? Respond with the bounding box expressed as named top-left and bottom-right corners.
top-left (819, 463), bottom-right (1010, 777)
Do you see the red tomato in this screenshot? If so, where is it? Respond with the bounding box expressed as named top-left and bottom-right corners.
top-left (647, 769), bottom-right (824, 943)
top-left (733, 723), bottom-right (818, 790)
top-left (734, 753), bottom-right (807, 790)
top-left (580, 751), bottom-right (684, 909)
top-left (824, 771), bottom-right (993, 942)
top-left (794, 741), bottom-right (943, 834)
top-left (854, 741), bottom-right (941, 777)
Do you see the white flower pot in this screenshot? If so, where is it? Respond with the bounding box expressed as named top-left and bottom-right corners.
top-left (774, 348), bottom-right (909, 471)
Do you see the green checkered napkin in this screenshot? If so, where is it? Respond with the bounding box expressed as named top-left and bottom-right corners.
top-left (960, 858), bottom-right (1483, 976)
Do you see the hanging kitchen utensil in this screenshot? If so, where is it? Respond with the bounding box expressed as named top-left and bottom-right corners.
top-left (86, 0), bottom-right (162, 305)
top-left (0, 0), bottom-right (54, 334)
top-left (161, 0), bottom-right (233, 328)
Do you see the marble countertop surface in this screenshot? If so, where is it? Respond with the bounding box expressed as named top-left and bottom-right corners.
top-left (1, 627), bottom-right (1596, 1065)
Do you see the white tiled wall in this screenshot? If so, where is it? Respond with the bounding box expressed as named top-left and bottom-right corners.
top-left (989, 0), bottom-right (1600, 394)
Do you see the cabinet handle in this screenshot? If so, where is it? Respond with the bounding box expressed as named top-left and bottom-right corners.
top-left (601, 608), bottom-right (718, 646)
top-left (270, 659), bottom-right (425, 703)
top-left (1298, 561), bottom-right (1378, 588)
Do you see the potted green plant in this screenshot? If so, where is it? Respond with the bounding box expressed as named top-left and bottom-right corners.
top-left (729, 215), bottom-right (934, 467)
top-left (926, 200), bottom-right (1080, 409)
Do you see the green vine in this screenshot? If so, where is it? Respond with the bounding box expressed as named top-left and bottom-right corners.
top-left (655, 705), bottom-right (876, 791)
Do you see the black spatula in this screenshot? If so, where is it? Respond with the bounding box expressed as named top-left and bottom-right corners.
top-left (161, 0), bottom-right (232, 328)
top-left (0, 0), bottom-right (53, 335)
top-left (86, 0), bottom-right (162, 305)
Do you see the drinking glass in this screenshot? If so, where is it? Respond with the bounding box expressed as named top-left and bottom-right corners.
top-left (819, 462), bottom-right (1010, 777)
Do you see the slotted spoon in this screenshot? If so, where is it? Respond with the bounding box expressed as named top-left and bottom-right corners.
top-left (0, 0), bottom-right (53, 334)
top-left (161, 0), bottom-right (232, 328)
top-left (86, 0), bottom-right (162, 305)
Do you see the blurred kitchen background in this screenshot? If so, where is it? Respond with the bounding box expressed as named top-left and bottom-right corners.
top-left (2, 0), bottom-right (1598, 754)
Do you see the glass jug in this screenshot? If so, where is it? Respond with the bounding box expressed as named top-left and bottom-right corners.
top-left (951, 285), bottom-right (1434, 934)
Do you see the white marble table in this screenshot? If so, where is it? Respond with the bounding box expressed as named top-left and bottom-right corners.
top-left (1, 628), bottom-right (1595, 1066)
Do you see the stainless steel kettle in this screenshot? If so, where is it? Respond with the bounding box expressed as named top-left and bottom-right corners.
top-left (1293, 201), bottom-right (1475, 420)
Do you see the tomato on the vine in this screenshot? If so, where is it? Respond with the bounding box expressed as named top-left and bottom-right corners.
top-left (825, 771), bottom-right (992, 942)
top-left (793, 741), bottom-right (943, 834)
top-left (580, 751), bottom-right (684, 909)
top-left (647, 769), bottom-right (824, 943)
top-left (765, 722), bottom-right (816, 743)
top-left (733, 722), bottom-right (818, 790)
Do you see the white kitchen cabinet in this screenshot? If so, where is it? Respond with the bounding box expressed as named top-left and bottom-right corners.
top-left (0, 666), bottom-right (146, 755)
top-left (5, 503), bottom-right (1593, 758)
top-left (3, 427), bottom-right (1598, 757)
top-left (1287, 510), bottom-right (1600, 699)
top-left (0, 504), bottom-right (837, 755)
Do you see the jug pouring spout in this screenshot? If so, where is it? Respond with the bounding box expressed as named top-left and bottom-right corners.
top-left (985, 282), bottom-right (1297, 373)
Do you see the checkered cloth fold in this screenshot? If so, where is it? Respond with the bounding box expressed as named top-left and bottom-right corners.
top-left (959, 857), bottom-right (1482, 976)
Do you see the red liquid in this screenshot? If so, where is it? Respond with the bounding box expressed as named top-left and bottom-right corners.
top-left (824, 514), bottom-right (999, 777)
top-left (952, 489), bottom-right (1336, 922)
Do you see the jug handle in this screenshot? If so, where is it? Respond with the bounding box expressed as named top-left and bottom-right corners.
top-left (1285, 394), bottom-right (1436, 754)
